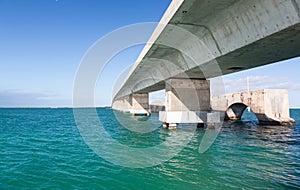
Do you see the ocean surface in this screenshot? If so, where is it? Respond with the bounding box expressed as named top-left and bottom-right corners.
top-left (1, 108), bottom-right (300, 189)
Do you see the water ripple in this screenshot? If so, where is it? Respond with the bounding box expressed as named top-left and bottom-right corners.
top-left (0, 108), bottom-right (300, 189)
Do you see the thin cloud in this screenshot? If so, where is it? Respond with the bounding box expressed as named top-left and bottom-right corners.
top-left (211, 75), bottom-right (300, 95)
top-left (0, 89), bottom-right (71, 107)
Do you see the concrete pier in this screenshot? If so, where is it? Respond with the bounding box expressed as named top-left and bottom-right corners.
top-left (111, 95), bottom-right (132, 113)
top-left (211, 89), bottom-right (295, 125)
top-left (112, 93), bottom-right (150, 116)
top-left (159, 79), bottom-right (217, 129)
top-left (131, 93), bottom-right (150, 116)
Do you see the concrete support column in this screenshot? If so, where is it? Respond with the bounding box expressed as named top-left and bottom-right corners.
top-left (130, 93), bottom-right (150, 116)
top-left (165, 79), bottom-right (210, 112)
top-left (112, 93), bottom-right (150, 116)
top-left (112, 95), bottom-right (132, 113)
top-left (159, 78), bottom-right (212, 129)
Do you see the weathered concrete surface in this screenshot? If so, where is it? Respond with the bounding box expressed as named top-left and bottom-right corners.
top-left (211, 89), bottom-right (295, 125)
top-left (159, 111), bottom-right (220, 124)
top-left (131, 93), bottom-right (150, 116)
top-left (113, 0), bottom-right (300, 100)
top-left (165, 79), bottom-right (210, 111)
top-left (159, 79), bottom-right (219, 126)
top-left (112, 93), bottom-right (150, 115)
top-left (112, 95), bottom-right (132, 113)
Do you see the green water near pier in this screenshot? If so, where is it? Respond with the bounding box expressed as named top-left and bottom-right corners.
top-left (1, 108), bottom-right (300, 189)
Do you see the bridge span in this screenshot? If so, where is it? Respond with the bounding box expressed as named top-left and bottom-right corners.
top-left (112, 0), bottom-right (300, 128)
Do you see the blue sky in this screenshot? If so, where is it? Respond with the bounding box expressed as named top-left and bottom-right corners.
top-left (0, 0), bottom-right (299, 107)
top-left (0, 0), bottom-right (170, 107)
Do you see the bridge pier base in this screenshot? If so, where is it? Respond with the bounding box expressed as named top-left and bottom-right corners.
top-left (159, 79), bottom-right (218, 129)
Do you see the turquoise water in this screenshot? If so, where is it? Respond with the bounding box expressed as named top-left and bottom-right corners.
top-left (1, 108), bottom-right (300, 189)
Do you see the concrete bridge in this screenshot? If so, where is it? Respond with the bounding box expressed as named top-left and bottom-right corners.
top-left (211, 89), bottom-right (295, 125)
top-left (112, 0), bottom-right (300, 128)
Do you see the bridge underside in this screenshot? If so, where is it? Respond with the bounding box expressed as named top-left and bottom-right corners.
top-left (112, 0), bottom-right (299, 128)
top-left (129, 23), bottom-right (300, 95)
top-left (114, 0), bottom-right (300, 99)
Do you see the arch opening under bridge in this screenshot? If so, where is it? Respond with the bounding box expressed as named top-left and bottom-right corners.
top-left (225, 103), bottom-right (258, 122)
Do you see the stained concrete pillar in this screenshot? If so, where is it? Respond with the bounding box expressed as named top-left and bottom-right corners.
top-left (165, 79), bottom-right (210, 112)
top-left (112, 93), bottom-right (150, 116)
top-left (159, 78), bottom-right (214, 129)
top-left (131, 93), bottom-right (150, 116)
top-left (112, 95), bottom-right (132, 113)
